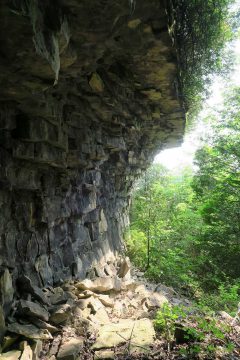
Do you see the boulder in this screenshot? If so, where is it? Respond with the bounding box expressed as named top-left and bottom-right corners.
top-left (76, 277), bottom-right (122, 293)
top-left (16, 276), bottom-right (49, 306)
top-left (0, 350), bottom-right (22, 360)
top-left (144, 293), bottom-right (168, 310)
top-left (117, 258), bottom-right (131, 278)
top-left (19, 341), bottom-right (33, 360)
top-left (29, 318), bottom-right (59, 334)
top-left (7, 323), bottom-right (52, 340)
top-left (56, 338), bottom-right (84, 360)
top-left (154, 284), bottom-right (176, 298)
top-left (92, 318), bottom-right (155, 352)
top-left (49, 304), bottom-right (71, 325)
top-left (18, 300), bottom-right (49, 322)
top-left (48, 287), bottom-right (68, 305)
top-left (31, 340), bottom-right (42, 360)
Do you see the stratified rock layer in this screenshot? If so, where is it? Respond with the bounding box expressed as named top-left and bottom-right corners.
top-left (0, 0), bottom-right (185, 291)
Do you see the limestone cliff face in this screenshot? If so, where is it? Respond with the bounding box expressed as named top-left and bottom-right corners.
top-left (0, 0), bottom-right (185, 289)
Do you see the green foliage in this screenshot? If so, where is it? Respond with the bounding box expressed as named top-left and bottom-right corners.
top-left (154, 303), bottom-right (178, 344)
top-left (155, 304), bottom-right (236, 357)
top-left (192, 87), bottom-right (240, 289)
top-left (129, 165), bottom-right (204, 294)
top-left (198, 282), bottom-right (240, 316)
top-left (129, 86), bottom-right (240, 315)
top-left (170, 0), bottom-right (234, 113)
top-left (124, 229), bottom-right (147, 270)
top-left (154, 304), bottom-right (188, 351)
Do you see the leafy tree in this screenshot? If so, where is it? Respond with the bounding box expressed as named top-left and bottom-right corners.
top-left (192, 87), bottom-right (240, 286)
top-left (170, 0), bottom-right (234, 113)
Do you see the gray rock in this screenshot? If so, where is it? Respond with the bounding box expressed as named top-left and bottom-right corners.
top-left (18, 300), bottom-right (49, 322)
top-left (49, 304), bottom-right (71, 325)
top-left (76, 277), bottom-right (122, 293)
top-left (117, 258), bottom-right (131, 278)
top-left (0, 269), bottom-right (14, 316)
top-left (7, 323), bottom-right (52, 340)
top-left (29, 318), bottom-right (59, 334)
top-left (0, 350), bottom-right (22, 360)
top-left (57, 338), bottom-right (84, 360)
top-left (31, 339), bottom-right (43, 360)
top-left (0, 0), bottom-right (185, 298)
top-left (48, 287), bottom-right (68, 305)
top-left (17, 276), bottom-right (50, 306)
top-left (19, 341), bottom-right (33, 360)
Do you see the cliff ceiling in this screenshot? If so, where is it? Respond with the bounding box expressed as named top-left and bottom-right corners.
top-left (0, 0), bottom-right (185, 289)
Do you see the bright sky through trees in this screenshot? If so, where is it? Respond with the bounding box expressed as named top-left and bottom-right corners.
top-left (154, 36), bottom-right (240, 171)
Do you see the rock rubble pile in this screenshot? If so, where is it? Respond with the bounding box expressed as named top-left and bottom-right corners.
top-left (0, 258), bottom-right (188, 360)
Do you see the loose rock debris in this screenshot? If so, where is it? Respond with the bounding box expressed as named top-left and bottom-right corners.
top-left (1, 257), bottom-right (238, 359)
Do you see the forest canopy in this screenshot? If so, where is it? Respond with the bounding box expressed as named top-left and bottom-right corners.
top-left (128, 87), bottom-right (240, 313)
top-left (170, 0), bottom-right (234, 112)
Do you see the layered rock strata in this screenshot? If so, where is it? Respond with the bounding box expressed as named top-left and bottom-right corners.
top-left (0, 0), bottom-right (185, 318)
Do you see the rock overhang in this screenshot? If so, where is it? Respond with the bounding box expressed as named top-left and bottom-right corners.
top-left (0, 0), bottom-right (185, 287)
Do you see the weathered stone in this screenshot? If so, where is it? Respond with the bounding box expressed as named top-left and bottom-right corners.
top-left (31, 340), bottom-right (42, 360)
top-left (76, 277), bottom-right (122, 293)
top-left (19, 341), bottom-right (33, 360)
top-left (16, 276), bottom-right (50, 306)
top-left (154, 284), bottom-right (176, 298)
top-left (0, 350), bottom-right (22, 360)
top-left (49, 304), bottom-right (71, 325)
top-left (97, 295), bottom-right (114, 308)
top-left (18, 300), bottom-right (49, 322)
top-left (48, 335), bottom-right (62, 358)
top-left (56, 338), bottom-right (84, 360)
top-left (117, 258), bottom-right (131, 278)
top-left (1, 335), bottom-right (19, 352)
top-left (103, 264), bottom-right (117, 277)
top-left (89, 308), bottom-right (110, 326)
top-left (144, 293), bottom-right (168, 310)
top-left (49, 287), bottom-right (68, 305)
top-left (7, 323), bottom-right (52, 340)
top-left (0, 0), bottom-right (185, 308)
top-left (94, 350), bottom-right (114, 359)
top-left (85, 297), bottom-right (99, 312)
top-left (0, 306), bottom-right (6, 343)
top-left (93, 266), bottom-right (106, 279)
top-left (29, 318), bottom-right (59, 334)
top-left (0, 269), bottom-right (14, 316)
top-left (92, 319), bottom-right (155, 352)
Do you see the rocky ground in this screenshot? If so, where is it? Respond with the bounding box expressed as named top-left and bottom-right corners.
top-left (0, 258), bottom-right (239, 360)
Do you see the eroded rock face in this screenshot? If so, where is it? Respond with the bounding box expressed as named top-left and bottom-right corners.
top-left (0, 0), bottom-right (185, 291)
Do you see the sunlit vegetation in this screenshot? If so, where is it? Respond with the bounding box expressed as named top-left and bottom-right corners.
top-left (127, 87), bottom-right (240, 314)
top-left (171, 0), bottom-right (234, 113)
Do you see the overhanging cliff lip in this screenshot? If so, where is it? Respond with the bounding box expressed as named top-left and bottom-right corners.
top-left (1, 0), bottom-right (185, 157)
top-left (0, 0), bottom-right (185, 288)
